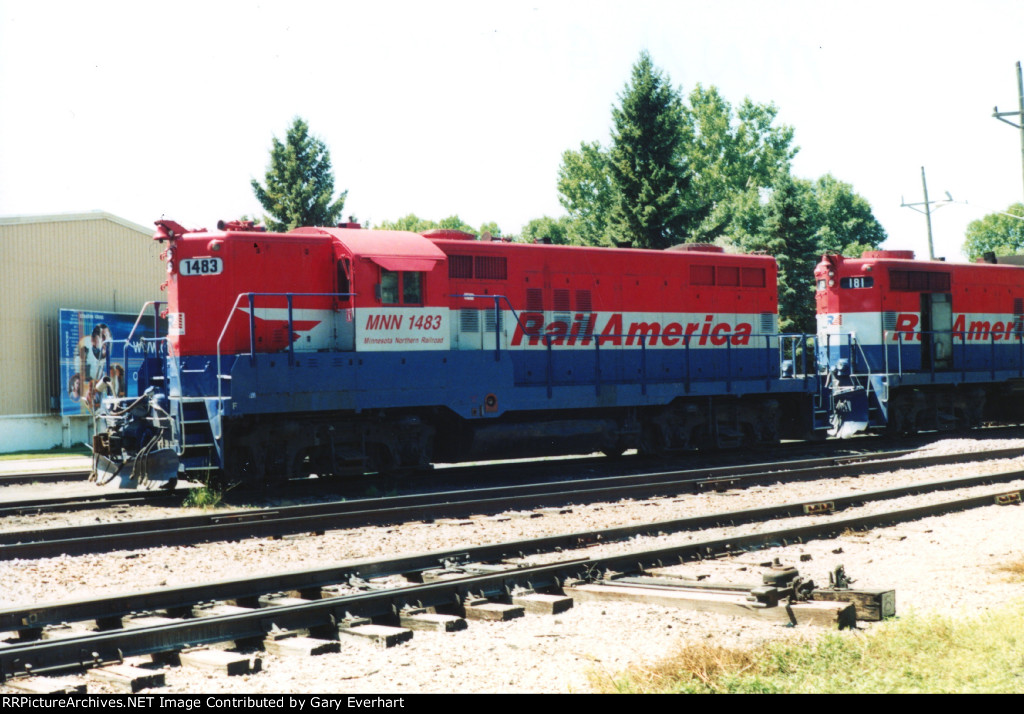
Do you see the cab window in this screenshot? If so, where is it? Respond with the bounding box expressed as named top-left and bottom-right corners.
top-left (403, 271), bottom-right (423, 304)
top-left (380, 270), bottom-right (400, 304)
top-left (380, 269), bottom-right (424, 305)
top-left (337, 258), bottom-right (352, 303)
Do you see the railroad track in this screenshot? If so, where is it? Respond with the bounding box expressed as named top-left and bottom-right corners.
top-left (2, 425), bottom-right (1019, 510)
top-left (2, 469), bottom-right (1021, 683)
top-left (1, 447), bottom-right (900, 517)
top-left (3, 445), bottom-right (1023, 560)
top-left (0, 436), bottom-right (894, 509)
top-left (0, 440), bottom-right (892, 518)
top-left (0, 469), bottom-right (90, 486)
top-left (0, 489), bottom-right (183, 517)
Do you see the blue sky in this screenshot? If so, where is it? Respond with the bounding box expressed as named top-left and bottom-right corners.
top-left (2, 0), bottom-right (1022, 260)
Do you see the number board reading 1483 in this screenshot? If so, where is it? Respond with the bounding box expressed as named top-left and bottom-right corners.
top-left (181, 257), bottom-right (224, 276)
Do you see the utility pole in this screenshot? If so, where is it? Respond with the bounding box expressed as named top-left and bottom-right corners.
top-left (901, 167), bottom-right (952, 260)
top-left (993, 61), bottom-right (1024, 201)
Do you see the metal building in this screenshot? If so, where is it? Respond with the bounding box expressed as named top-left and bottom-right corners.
top-left (0, 212), bottom-right (164, 452)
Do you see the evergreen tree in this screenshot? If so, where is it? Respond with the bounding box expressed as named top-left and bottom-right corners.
top-left (733, 176), bottom-right (818, 334)
top-left (251, 117), bottom-right (348, 231)
top-left (718, 175), bottom-right (885, 332)
top-left (555, 56), bottom-right (796, 248)
top-left (606, 51), bottom-right (693, 249)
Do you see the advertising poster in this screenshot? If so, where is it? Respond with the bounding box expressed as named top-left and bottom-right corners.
top-left (59, 309), bottom-right (157, 416)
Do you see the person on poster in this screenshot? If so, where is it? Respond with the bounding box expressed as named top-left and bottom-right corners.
top-left (85, 324), bottom-right (108, 381)
top-left (67, 373), bottom-right (82, 400)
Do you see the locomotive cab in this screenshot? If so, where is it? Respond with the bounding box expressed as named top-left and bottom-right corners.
top-left (816, 250), bottom-right (955, 374)
top-left (816, 249), bottom-right (1024, 436)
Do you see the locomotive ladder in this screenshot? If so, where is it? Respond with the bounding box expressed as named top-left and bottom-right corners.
top-left (852, 335), bottom-right (885, 427)
top-left (170, 395), bottom-right (220, 478)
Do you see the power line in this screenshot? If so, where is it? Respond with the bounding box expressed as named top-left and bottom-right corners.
top-left (992, 61), bottom-right (1024, 201)
top-left (901, 166), bottom-right (952, 260)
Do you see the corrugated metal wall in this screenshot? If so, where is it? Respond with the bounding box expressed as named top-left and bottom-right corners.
top-left (0, 213), bottom-right (166, 416)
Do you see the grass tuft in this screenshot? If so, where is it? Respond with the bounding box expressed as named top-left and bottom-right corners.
top-left (182, 485), bottom-right (224, 509)
top-left (590, 641), bottom-right (762, 693)
top-left (589, 602), bottom-right (1024, 693)
top-left (995, 556), bottom-right (1024, 582)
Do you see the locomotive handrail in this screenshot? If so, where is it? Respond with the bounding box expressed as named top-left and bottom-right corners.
top-left (126, 301), bottom-right (167, 344)
top-left (215, 291), bottom-right (817, 409)
top-left (215, 291), bottom-right (357, 411)
top-left (449, 293), bottom-right (516, 362)
top-left (853, 336), bottom-right (874, 380)
top-left (449, 293), bottom-right (813, 397)
top-left (102, 336), bottom-right (168, 392)
top-left (832, 327), bottom-right (1024, 382)
top-left (100, 301), bottom-right (168, 398)
top-left (102, 300), bottom-right (168, 371)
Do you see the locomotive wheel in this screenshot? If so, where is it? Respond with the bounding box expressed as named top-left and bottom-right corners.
top-left (226, 445), bottom-right (265, 488)
top-left (638, 422), bottom-right (669, 458)
top-left (366, 443), bottom-right (399, 476)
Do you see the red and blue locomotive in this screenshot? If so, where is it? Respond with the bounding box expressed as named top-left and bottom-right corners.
top-left (92, 220), bottom-right (820, 487)
top-left (92, 220), bottom-right (1024, 488)
top-left (816, 249), bottom-right (1024, 437)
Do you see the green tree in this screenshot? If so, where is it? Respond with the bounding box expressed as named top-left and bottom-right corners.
top-left (756, 176), bottom-right (818, 334)
top-left (437, 215), bottom-right (477, 233)
top-left (809, 174), bottom-right (887, 258)
top-left (606, 51), bottom-right (693, 249)
top-left (477, 221), bottom-right (502, 239)
top-left (374, 213), bottom-right (438, 233)
top-left (521, 216), bottom-right (572, 245)
top-left (557, 140), bottom-right (616, 245)
top-left (721, 175), bottom-right (885, 332)
top-left (555, 61), bottom-right (797, 248)
top-left (686, 85), bottom-right (797, 241)
top-left (374, 214), bottom-right (500, 238)
top-left (962, 203), bottom-right (1024, 260)
top-left (251, 117), bottom-right (348, 231)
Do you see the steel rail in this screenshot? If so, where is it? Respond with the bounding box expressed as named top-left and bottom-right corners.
top-left (1, 483), bottom-right (1020, 680)
top-left (0, 442), bottom-right (896, 512)
top-left (0, 447), bottom-right (904, 517)
top-left (0, 490), bottom-right (182, 517)
top-left (0, 446), bottom-right (908, 515)
top-left (0, 470), bottom-right (91, 486)
top-left (2, 446), bottom-right (1023, 560)
top-left (1, 467), bottom-right (1021, 635)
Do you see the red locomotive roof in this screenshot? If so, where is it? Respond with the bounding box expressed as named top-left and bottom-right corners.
top-left (428, 237), bottom-right (779, 315)
top-left (291, 226), bottom-right (447, 272)
top-left (816, 250), bottom-right (1024, 318)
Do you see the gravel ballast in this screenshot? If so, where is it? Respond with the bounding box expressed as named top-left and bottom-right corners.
top-left (1, 437), bottom-right (1023, 693)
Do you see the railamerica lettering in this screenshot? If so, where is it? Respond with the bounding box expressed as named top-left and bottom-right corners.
top-left (511, 313), bottom-right (754, 347)
top-left (891, 313), bottom-right (1024, 341)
